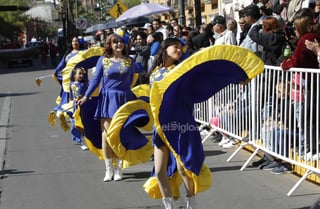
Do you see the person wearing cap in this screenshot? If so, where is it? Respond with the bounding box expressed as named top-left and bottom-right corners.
top-left (212, 15), bottom-right (237, 46)
top-left (142, 23), bottom-right (154, 35)
top-left (240, 5), bottom-right (262, 54)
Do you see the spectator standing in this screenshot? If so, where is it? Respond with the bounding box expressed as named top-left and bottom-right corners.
top-left (238, 9), bottom-right (251, 45)
top-left (191, 23), bottom-right (214, 50)
top-left (49, 41), bottom-right (58, 67)
top-left (152, 18), bottom-right (168, 40)
top-left (132, 31), bottom-right (151, 84)
top-left (248, 16), bottom-right (286, 65)
top-left (147, 32), bottom-right (163, 72)
top-left (142, 23), bottom-right (154, 35)
top-left (212, 15), bottom-right (237, 46)
top-left (40, 40), bottom-right (48, 68)
top-left (170, 18), bottom-right (179, 27)
top-left (281, 15), bottom-right (320, 70)
top-left (166, 25), bottom-right (174, 38)
top-left (240, 5), bottom-right (262, 55)
top-left (281, 14), bottom-right (320, 159)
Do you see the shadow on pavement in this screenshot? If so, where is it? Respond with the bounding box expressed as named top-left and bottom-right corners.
top-left (124, 171), bottom-right (151, 181)
top-left (204, 150), bottom-right (226, 157)
top-left (209, 165), bottom-right (242, 172)
top-left (0, 92), bottom-right (39, 98)
top-left (0, 169), bottom-right (35, 176)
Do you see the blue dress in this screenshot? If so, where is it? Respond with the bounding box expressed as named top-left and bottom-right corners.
top-left (54, 51), bottom-right (81, 112)
top-left (70, 81), bottom-right (87, 100)
top-left (85, 56), bottom-right (136, 119)
top-left (69, 81), bottom-right (88, 143)
top-left (149, 66), bottom-right (175, 147)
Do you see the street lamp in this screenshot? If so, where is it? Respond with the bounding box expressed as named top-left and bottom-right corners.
top-left (61, 11), bottom-right (67, 40)
top-left (194, 0), bottom-right (201, 27)
top-left (53, 0), bottom-right (69, 55)
top-left (54, 0), bottom-right (77, 39)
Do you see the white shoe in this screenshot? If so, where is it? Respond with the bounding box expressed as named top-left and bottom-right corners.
top-left (103, 167), bottom-right (113, 182)
top-left (200, 129), bottom-right (209, 136)
top-left (222, 140), bottom-right (236, 149)
top-left (218, 137), bottom-right (229, 146)
top-left (186, 196), bottom-right (197, 209)
top-left (113, 168), bottom-right (123, 181)
top-left (305, 152), bottom-right (320, 161)
top-left (304, 152), bottom-right (312, 161)
top-left (162, 197), bottom-right (176, 209)
top-left (80, 145), bottom-right (88, 151)
top-left (312, 153), bottom-right (320, 161)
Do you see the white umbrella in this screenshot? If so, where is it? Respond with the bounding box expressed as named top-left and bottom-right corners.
top-left (116, 3), bottom-right (173, 22)
top-left (85, 23), bottom-right (108, 33)
top-left (84, 21), bottom-right (125, 33)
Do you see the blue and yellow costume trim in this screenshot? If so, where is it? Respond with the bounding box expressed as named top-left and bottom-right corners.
top-left (105, 84), bottom-right (153, 168)
top-left (106, 98), bottom-right (153, 168)
top-left (60, 47), bottom-right (105, 159)
top-left (143, 45), bottom-right (264, 199)
top-left (61, 47), bottom-right (104, 94)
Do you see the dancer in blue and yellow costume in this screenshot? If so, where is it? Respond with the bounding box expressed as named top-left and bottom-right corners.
top-left (77, 33), bottom-right (137, 182)
top-left (143, 38), bottom-right (265, 209)
top-left (48, 35), bottom-right (105, 158)
top-left (53, 37), bottom-right (83, 113)
top-left (69, 67), bottom-right (88, 149)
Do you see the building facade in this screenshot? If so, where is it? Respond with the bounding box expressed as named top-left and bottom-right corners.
top-left (148, 0), bottom-right (253, 27)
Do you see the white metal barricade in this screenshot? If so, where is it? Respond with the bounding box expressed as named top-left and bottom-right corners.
top-left (194, 65), bottom-right (320, 196)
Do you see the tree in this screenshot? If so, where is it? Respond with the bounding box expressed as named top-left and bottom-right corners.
top-left (121, 0), bottom-right (141, 8)
top-left (0, 0), bottom-right (32, 41)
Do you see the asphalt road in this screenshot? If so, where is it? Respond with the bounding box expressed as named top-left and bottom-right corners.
top-left (0, 62), bottom-right (319, 209)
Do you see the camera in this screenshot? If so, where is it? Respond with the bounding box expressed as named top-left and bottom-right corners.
top-left (283, 23), bottom-right (296, 41)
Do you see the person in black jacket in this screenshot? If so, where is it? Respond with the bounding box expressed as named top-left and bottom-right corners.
top-left (248, 16), bottom-right (286, 66)
top-left (131, 31), bottom-right (151, 84)
top-left (191, 23), bottom-right (214, 51)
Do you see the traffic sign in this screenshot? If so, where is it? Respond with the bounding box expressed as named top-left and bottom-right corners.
top-left (109, 1), bottom-right (128, 19)
top-left (75, 18), bottom-right (88, 30)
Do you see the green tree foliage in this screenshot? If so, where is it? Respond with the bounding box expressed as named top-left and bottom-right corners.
top-left (121, 0), bottom-right (141, 8)
top-left (0, 0), bottom-right (32, 40)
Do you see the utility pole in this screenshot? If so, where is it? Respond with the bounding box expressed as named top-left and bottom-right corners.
top-left (194, 0), bottom-right (201, 27)
top-left (179, 0), bottom-right (186, 26)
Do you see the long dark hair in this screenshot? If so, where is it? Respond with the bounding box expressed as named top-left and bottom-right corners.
top-left (65, 36), bottom-right (83, 56)
top-left (150, 38), bottom-right (182, 71)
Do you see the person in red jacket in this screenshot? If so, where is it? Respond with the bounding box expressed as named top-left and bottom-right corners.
top-left (281, 14), bottom-right (320, 158)
top-left (281, 15), bottom-right (320, 70)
